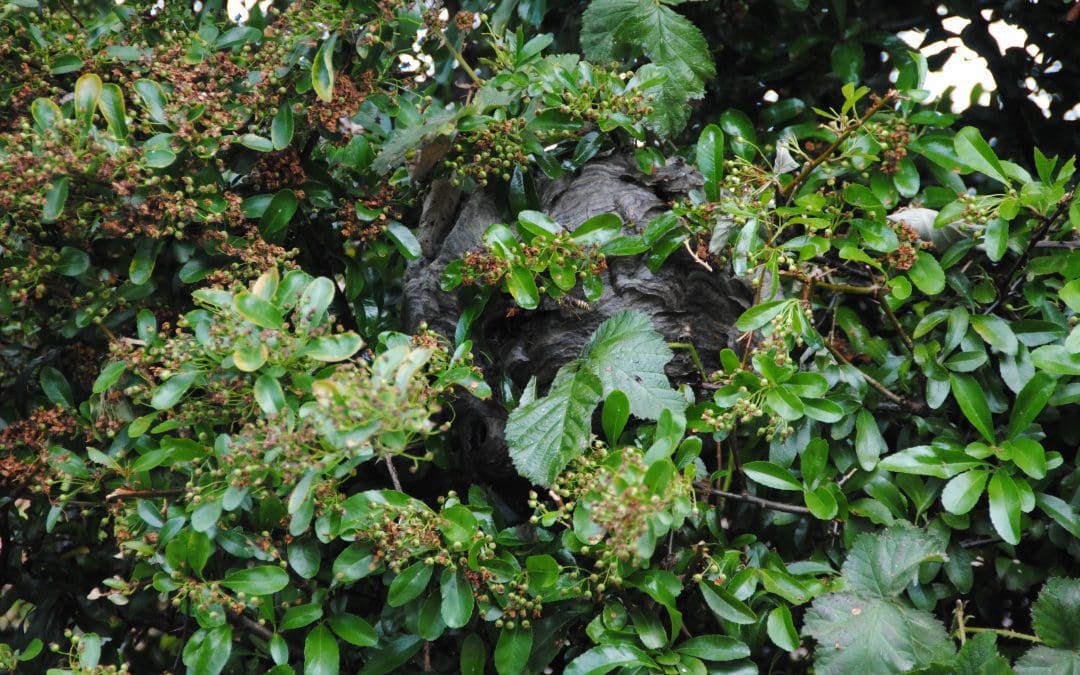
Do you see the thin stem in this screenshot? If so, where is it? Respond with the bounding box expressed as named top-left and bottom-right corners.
top-left (879, 296), bottom-right (914, 351)
top-left (694, 481), bottom-right (812, 515)
top-left (683, 238), bottom-right (713, 271)
top-left (823, 339), bottom-right (926, 415)
top-left (953, 599), bottom-right (967, 646)
top-left (105, 487), bottom-right (185, 501)
top-left (780, 91), bottom-right (896, 203)
top-left (437, 31), bottom-right (483, 88)
top-left (383, 452), bottom-right (403, 491)
top-left (669, 342), bottom-right (707, 379)
top-left (962, 626), bottom-right (1041, 643)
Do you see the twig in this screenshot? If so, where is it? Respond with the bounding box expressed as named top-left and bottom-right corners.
top-left (105, 487), bottom-right (185, 501)
top-left (57, 0), bottom-right (85, 29)
top-left (962, 626), bottom-right (1041, 643)
top-left (383, 452), bottom-right (403, 491)
top-left (437, 31), bottom-right (482, 88)
top-left (987, 185), bottom-right (1076, 314)
top-left (953, 599), bottom-right (967, 646)
top-left (694, 481), bottom-right (812, 515)
top-left (231, 611), bottom-right (275, 642)
top-left (780, 91), bottom-right (896, 203)
top-left (878, 296), bottom-right (914, 351)
top-left (823, 339), bottom-right (926, 415)
top-left (683, 239), bottom-right (713, 271)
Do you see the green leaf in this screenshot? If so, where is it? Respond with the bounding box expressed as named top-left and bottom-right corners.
top-left (1062, 279), bottom-right (1080, 312)
top-left (460, 634), bottom-right (487, 675)
top-left (579, 310), bottom-right (685, 420)
top-left (700, 580), bottom-right (756, 624)
top-left (98, 83), bottom-right (128, 139)
top-left (506, 366), bottom-right (603, 485)
top-left (842, 526), bottom-right (946, 598)
top-left (988, 470), bottom-right (1022, 545)
top-left (742, 461), bottom-right (803, 491)
top-left (907, 251), bottom-right (946, 295)
top-left (676, 635), bottom-right (751, 662)
top-left (736, 299), bottom-right (789, 331)
top-left (517, 210), bottom-right (561, 239)
top-left (312, 34), bottom-right (337, 103)
top-left (134, 80), bottom-right (168, 124)
top-left (831, 41), bottom-right (864, 83)
top-left (572, 213), bottom-right (623, 246)
top-left (1008, 371), bottom-right (1055, 440)
top-left (92, 361), bottom-right (127, 394)
top-left (696, 124), bottom-right (724, 201)
top-left (951, 374), bottom-right (996, 444)
top-left (386, 221), bottom-right (423, 261)
top-left (151, 371), bottom-right (199, 410)
top-left (440, 567), bottom-right (474, 628)
top-left (254, 374), bottom-right (286, 416)
top-left (56, 246), bottom-right (90, 276)
top-left (280, 604), bottom-right (323, 631)
top-left (564, 645), bottom-right (653, 675)
top-left (507, 266), bottom-right (540, 310)
top-left (720, 109), bottom-right (756, 160)
top-left (855, 409), bottom-right (887, 470)
top-left (602, 390), bottom-right (630, 444)
top-left (182, 626), bottom-right (232, 675)
top-left (1031, 578), bottom-right (1080, 649)
top-left (304, 625), bottom-right (339, 675)
top-left (239, 134), bottom-right (274, 152)
top-left (1014, 646), bottom-right (1080, 675)
top-left (893, 157), bottom-right (920, 198)
top-left (327, 614), bottom-right (378, 647)
top-left (803, 486), bottom-right (838, 519)
top-left (261, 189), bottom-right (298, 241)
top-left (287, 539), bottom-right (321, 580)
top-left (39, 366), bottom-right (74, 408)
top-left (984, 217), bottom-right (1008, 262)
top-left (878, 445), bottom-right (986, 479)
top-left (304, 334), bottom-right (364, 362)
top-left (43, 177), bottom-right (69, 224)
top-left (955, 126), bottom-right (1010, 186)
top-left (969, 314), bottom-right (1018, 355)
top-left (1007, 438), bottom-right (1047, 479)
top-left (804, 592), bottom-right (954, 674)
top-left (272, 102), bottom-right (295, 150)
top-left (494, 628), bottom-right (532, 675)
top-left (387, 561), bottom-right (434, 607)
top-left (235, 291), bottom-right (284, 329)
top-left (221, 565), bottom-right (290, 596)
top-left (582, 0), bottom-right (714, 137)
top-left (74, 73), bottom-right (102, 124)
top-left (129, 238), bottom-right (158, 285)
top-left (1036, 492), bottom-right (1080, 539)
top-left (941, 470), bottom-right (990, 515)
top-left (767, 606), bottom-right (800, 652)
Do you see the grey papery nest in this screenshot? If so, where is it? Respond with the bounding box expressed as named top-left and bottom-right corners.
top-left (403, 155), bottom-right (751, 479)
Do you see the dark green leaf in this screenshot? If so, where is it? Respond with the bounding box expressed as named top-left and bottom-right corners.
top-left (494, 628), bottom-right (532, 675)
top-left (312, 35), bottom-right (337, 102)
top-left (699, 581), bottom-right (756, 624)
top-left (304, 625), bottom-right (339, 675)
top-left (855, 410), bottom-right (886, 470)
top-left (697, 124), bottom-right (724, 201)
top-left (272, 102), bottom-right (294, 150)
top-left (221, 565), bottom-right (290, 596)
top-left (387, 561), bottom-right (433, 607)
top-left (261, 189), bottom-right (298, 240)
top-left (327, 613), bottom-right (378, 647)
top-left (988, 470), bottom-right (1021, 545)
top-left (950, 374), bottom-right (996, 444)
top-left (677, 634), bottom-right (751, 662)
top-left (955, 126), bottom-right (1010, 186)
top-left (1008, 372), bottom-right (1055, 440)
top-left (602, 390), bottom-right (630, 444)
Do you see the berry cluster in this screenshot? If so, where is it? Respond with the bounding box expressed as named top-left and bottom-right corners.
top-left (444, 119), bottom-right (530, 187)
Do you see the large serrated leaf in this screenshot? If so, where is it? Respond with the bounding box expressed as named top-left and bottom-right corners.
top-left (841, 526), bottom-right (946, 598)
top-left (1032, 578), bottom-right (1080, 649)
top-left (581, 0), bottom-right (714, 137)
top-left (803, 592), bottom-right (954, 674)
top-left (579, 310), bottom-right (685, 420)
top-left (506, 364), bottom-right (603, 486)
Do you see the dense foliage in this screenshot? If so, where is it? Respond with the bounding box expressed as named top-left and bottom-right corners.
top-left (2, 0), bottom-right (1079, 673)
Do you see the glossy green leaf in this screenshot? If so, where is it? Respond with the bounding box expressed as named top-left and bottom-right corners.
top-left (699, 581), bottom-right (757, 624)
top-left (440, 567), bottom-right (474, 628)
top-left (304, 625), bottom-right (339, 675)
top-left (235, 291), bottom-right (284, 329)
top-left (280, 604), bottom-right (323, 631)
top-left (855, 409), bottom-right (886, 470)
top-left (327, 614), bottom-right (378, 647)
top-left (942, 470), bottom-right (989, 515)
top-left (387, 561), bottom-right (433, 607)
top-left (950, 374), bottom-right (995, 444)
top-left (955, 126), bottom-right (1010, 185)
top-left (221, 565), bottom-right (289, 596)
top-left (151, 371), bottom-right (199, 410)
top-left (767, 605), bottom-right (800, 652)
top-left (43, 177), bottom-right (69, 223)
top-left (696, 124), bottom-right (724, 201)
top-left (272, 102), bottom-right (295, 150)
top-left (907, 251), bottom-right (945, 295)
top-left (988, 470), bottom-right (1021, 545)
top-left (494, 627), bottom-right (532, 675)
top-left (1007, 371), bottom-right (1055, 440)
top-left (98, 83), bottom-right (128, 139)
top-left (74, 73), bottom-right (102, 124)
top-left (261, 189), bottom-right (298, 240)
top-left (386, 221), bottom-right (423, 260)
top-left (677, 634), bottom-right (751, 662)
top-left (602, 390), bottom-right (630, 444)
top-left (742, 461), bottom-right (803, 491)
top-left (39, 366), bottom-right (74, 408)
top-left (312, 35), bottom-right (337, 103)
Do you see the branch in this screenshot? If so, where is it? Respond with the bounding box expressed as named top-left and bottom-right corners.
top-left (962, 626), bottom-right (1041, 643)
top-left (694, 481), bottom-right (812, 515)
top-left (823, 340), bottom-right (927, 415)
top-left (780, 91), bottom-right (896, 203)
top-left (986, 185), bottom-right (1076, 314)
